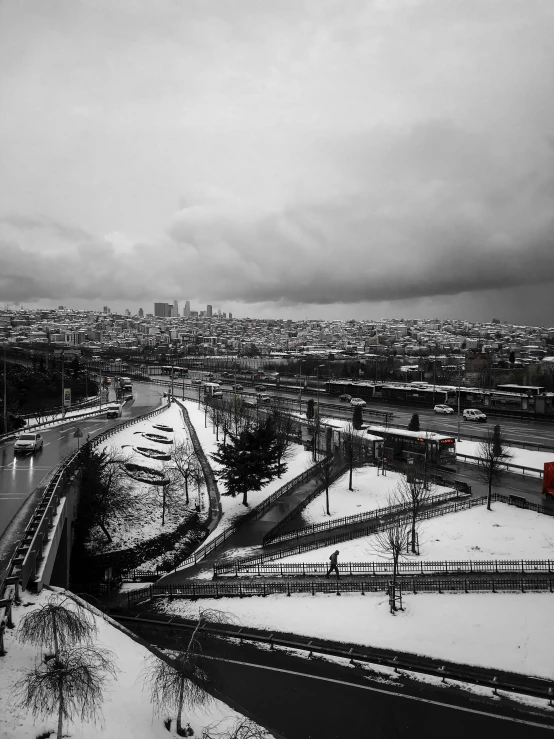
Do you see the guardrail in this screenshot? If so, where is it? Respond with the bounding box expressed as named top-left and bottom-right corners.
top-left (263, 487), bottom-right (468, 547)
top-left (114, 611), bottom-right (554, 704)
top-left (213, 493), bottom-right (554, 576)
top-left (456, 453), bottom-right (544, 478)
top-left (125, 575), bottom-right (554, 607)
top-left (172, 454), bottom-right (333, 570)
top-left (215, 557), bottom-right (554, 579)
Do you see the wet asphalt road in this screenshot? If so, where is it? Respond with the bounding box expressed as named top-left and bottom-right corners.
top-left (0, 381), bottom-right (163, 538)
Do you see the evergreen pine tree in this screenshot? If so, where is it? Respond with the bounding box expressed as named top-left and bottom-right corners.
top-left (407, 413), bottom-right (420, 431)
top-left (352, 405), bottom-right (363, 430)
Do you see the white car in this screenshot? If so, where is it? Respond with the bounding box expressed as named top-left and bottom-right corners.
top-left (463, 408), bottom-right (487, 422)
top-left (14, 432), bottom-right (44, 453)
top-left (350, 397), bottom-right (366, 407)
top-left (434, 404), bottom-right (454, 414)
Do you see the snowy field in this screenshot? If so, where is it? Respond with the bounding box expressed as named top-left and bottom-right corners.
top-left (300, 466), bottom-right (456, 525)
top-left (156, 590), bottom-right (554, 680)
top-left (88, 403), bottom-right (204, 564)
top-left (457, 439), bottom-right (554, 474)
top-left (278, 503), bottom-right (554, 564)
top-left (183, 400), bottom-right (314, 546)
top-left (0, 589), bottom-right (255, 739)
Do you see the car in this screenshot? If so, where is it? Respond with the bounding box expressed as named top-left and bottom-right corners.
top-left (257, 394), bottom-right (272, 404)
top-left (350, 397), bottom-right (366, 407)
top-left (434, 404), bottom-right (455, 414)
top-left (14, 432), bottom-right (43, 453)
top-left (235, 384), bottom-right (244, 391)
top-left (106, 403), bottom-right (123, 418)
top-left (191, 378), bottom-right (202, 385)
top-left (255, 384), bottom-right (268, 392)
top-left (338, 394), bottom-right (352, 402)
top-left (463, 408), bottom-right (487, 422)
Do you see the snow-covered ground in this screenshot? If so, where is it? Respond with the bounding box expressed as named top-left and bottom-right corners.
top-left (457, 440), bottom-right (554, 474)
top-left (0, 589), bottom-right (256, 739)
top-left (89, 404), bottom-right (204, 566)
top-left (183, 400), bottom-right (314, 546)
top-left (278, 502), bottom-right (554, 564)
top-left (300, 466), bottom-right (455, 525)
top-left (156, 590), bottom-right (554, 680)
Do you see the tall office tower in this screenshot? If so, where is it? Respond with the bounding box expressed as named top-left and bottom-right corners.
top-left (125, 308), bottom-right (131, 316)
top-left (184, 300), bottom-right (191, 317)
top-left (103, 306), bottom-right (109, 313)
top-left (229, 312), bottom-right (233, 319)
top-left (207, 304), bottom-right (212, 318)
top-left (173, 300), bottom-right (179, 317)
top-left (138, 308), bottom-right (144, 318)
top-left (154, 302), bottom-right (172, 317)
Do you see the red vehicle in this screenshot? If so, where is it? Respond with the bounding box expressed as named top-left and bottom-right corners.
top-left (543, 462), bottom-right (554, 500)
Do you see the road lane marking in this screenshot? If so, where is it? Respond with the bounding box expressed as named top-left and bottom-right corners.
top-left (200, 655), bottom-right (554, 729)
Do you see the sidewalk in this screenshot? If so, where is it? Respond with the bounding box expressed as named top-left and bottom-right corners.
top-left (157, 468), bottom-right (336, 583)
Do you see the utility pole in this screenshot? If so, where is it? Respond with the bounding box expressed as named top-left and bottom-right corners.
top-left (61, 350), bottom-right (65, 413)
top-left (298, 360), bottom-right (305, 413)
top-left (457, 373), bottom-right (462, 442)
top-left (99, 362), bottom-right (103, 412)
top-left (433, 358), bottom-right (436, 406)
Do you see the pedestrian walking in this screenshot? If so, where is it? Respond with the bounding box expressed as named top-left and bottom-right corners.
top-left (326, 550), bottom-right (340, 579)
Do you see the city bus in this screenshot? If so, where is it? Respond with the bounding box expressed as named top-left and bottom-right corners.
top-left (365, 425), bottom-right (456, 465)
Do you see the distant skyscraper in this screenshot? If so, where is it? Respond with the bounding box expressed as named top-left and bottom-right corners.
top-left (154, 302), bottom-right (172, 317)
top-left (103, 306), bottom-right (109, 313)
top-left (207, 304), bottom-right (212, 318)
top-left (229, 312), bottom-right (233, 320)
top-left (138, 308), bottom-right (144, 318)
top-left (125, 308), bottom-right (131, 316)
top-left (173, 300), bottom-right (179, 317)
top-left (184, 300), bottom-right (191, 317)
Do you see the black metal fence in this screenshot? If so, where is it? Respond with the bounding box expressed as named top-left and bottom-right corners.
top-left (127, 575), bottom-right (554, 606)
top-left (263, 487), bottom-right (467, 547)
top-left (215, 558), bottom-right (554, 579)
top-left (214, 493), bottom-right (554, 576)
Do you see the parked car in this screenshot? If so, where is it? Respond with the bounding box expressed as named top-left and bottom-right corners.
top-left (14, 432), bottom-right (43, 454)
top-left (463, 408), bottom-right (487, 422)
top-left (434, 404), bottom-right (455, 414)
top-left (191, 378), bottom-right (202, 385)
top-left (338, 394), bottom-right (352, 402)
top-left (350, 397), bottom-right (366, 407)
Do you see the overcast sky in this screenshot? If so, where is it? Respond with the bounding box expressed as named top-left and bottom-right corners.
top-left (1, 0), bottom-right (553, 324)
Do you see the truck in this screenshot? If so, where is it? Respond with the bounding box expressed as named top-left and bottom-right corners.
top-left (204, 382), bottom-right (223, 398)
top-left (119, 376), bottom-right (133, 393)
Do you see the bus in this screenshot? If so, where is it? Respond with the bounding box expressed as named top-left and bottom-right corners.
top-left (204, 382), bottom-right (223, 398)
top-left (365, 425), bottom-right (456, 465)
top-left (160, 365), bottom-right (188, 377)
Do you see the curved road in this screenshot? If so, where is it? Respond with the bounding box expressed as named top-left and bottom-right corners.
top-left (0, 380), bottom-right (164, 539)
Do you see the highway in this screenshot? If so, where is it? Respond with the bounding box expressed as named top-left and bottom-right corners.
top-left (0, 380), bottom-right (164, 539)
top-left (127, 618), bottom-right (554, 739)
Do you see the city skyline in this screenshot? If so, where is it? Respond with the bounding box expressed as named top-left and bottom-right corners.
top-left (1, 2), bottom-right (553, 325)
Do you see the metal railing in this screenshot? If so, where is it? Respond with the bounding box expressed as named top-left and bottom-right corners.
top-left (213, 493), bottom-right (554, 576)
top-left (456, 453), bottom-right (543, 478)
top-left (215, 558), bottom-right (554, 579)
top-left (173, 455), bottom-right (334, 570)
top-left (126, 575), bottom-right (554, 607)
top-left (113, 611), bottom-right (554, 703)
top-left (263, 487), bottom-right (468, 547)
top-left (1, 400), bottom-right (169, 611)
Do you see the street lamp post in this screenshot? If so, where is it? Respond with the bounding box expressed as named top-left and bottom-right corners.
top-left (298, 359), bottom-right (306, 413)
top-left (61, 351), bottom-right (65, 414)
top-left (2, 344), bottom-right (7, 435)
top-left (457, 373), bottom-right (462, 442)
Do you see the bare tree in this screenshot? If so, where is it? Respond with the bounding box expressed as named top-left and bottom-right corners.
top-left (269, 400), bottom-right (295, 477)
top-left (476, 425), bottom-right (512, 511)
top-left (166, 438), bottom-right (201, 505)
top-left (340, 424), bottom-right (366, 491)
top-left (142, 608), bottom-right (230, 736)
top-left (13, 644), bottom-right (118, 739)
top-left (17, 592), bottom-right (97, 662)
top-left (395, 459), bottom-right (434, 554)
top-left (203, 717), bottom-right (271, 739)
top-left (373, 511), bottom-right (412, 613)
